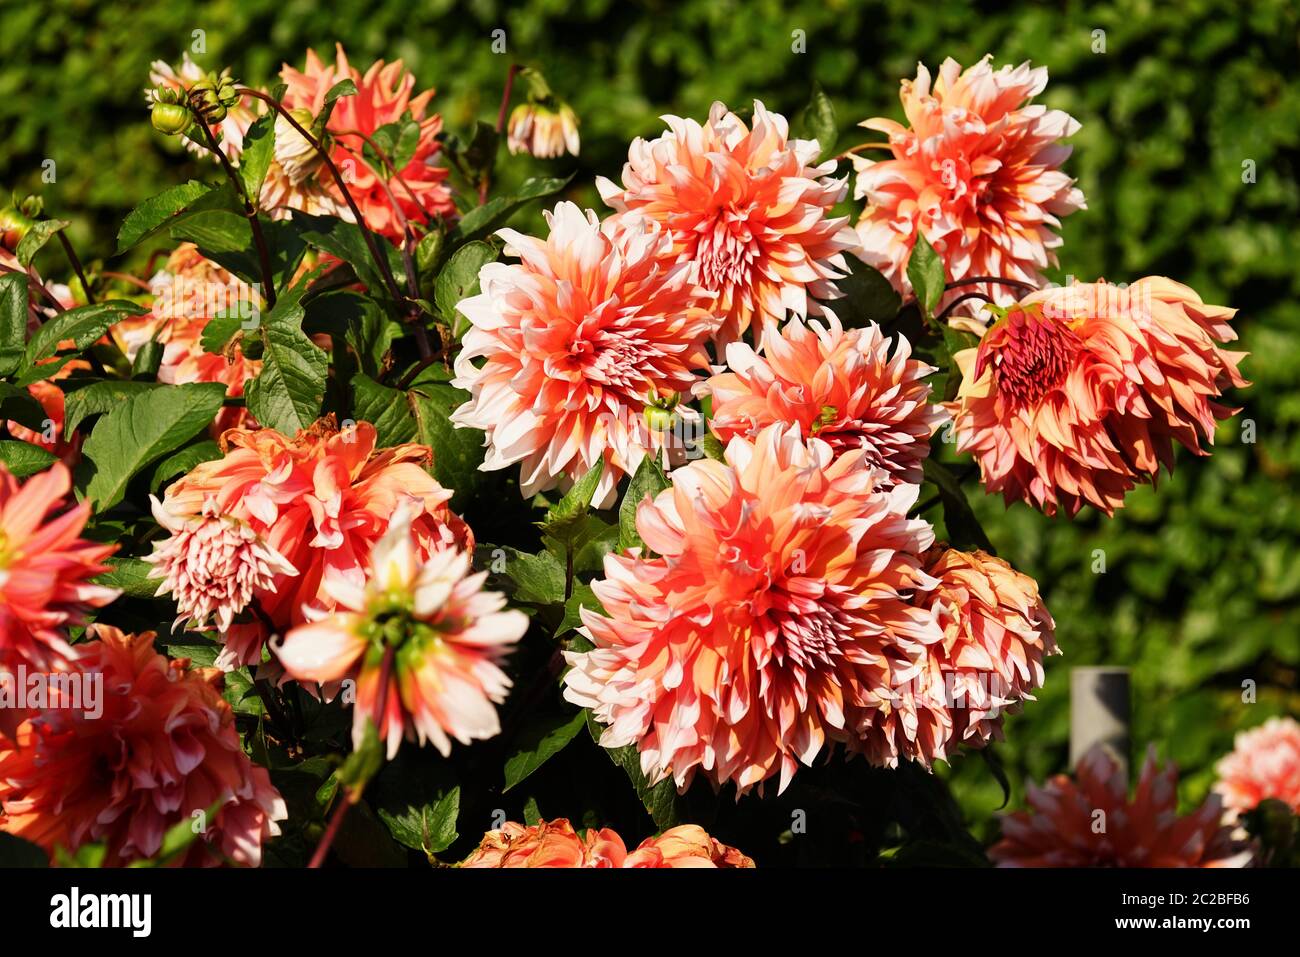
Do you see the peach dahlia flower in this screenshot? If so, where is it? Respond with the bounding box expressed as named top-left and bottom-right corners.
top-left (990, 745), bottom-right (1252, 868)
top-left (276, 505), bottom-right (527, 759)
top-left (0, 463), bottom-right (118, 670)
top-left (564, 423), bottom-right (941, 794)
top-left (0, 625), bottom-right (286, 866)
top-left (598, 100), bottom-right (857, 347)
top-left (701, 316), bottom-right (945, 487)
top-left (1214, 717), bottom-right (1300, 816)
top-left (947, 277), bottom-right (1248, 516)
top-left (452, 202), bottom-right (715, 508)
top-left (147, 418), bottom-right (469, 670)
top-left (853, 57), bottom-right (1084, 321)
top-left (461, 818), bottom-right (754, 868)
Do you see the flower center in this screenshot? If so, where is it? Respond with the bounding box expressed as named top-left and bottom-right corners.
top-left (974, 306), bottom-right (1082, 409)
top-left (694, 211), bottom-right (756, 294)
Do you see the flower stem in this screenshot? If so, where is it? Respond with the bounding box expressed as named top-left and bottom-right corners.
top-left (479, 63), bottom-right (520, 205)
top-left (943, 276), bottom-right (1037, 294)
top-left (55, 232), bottom-right (95, 305)
top-left (935, 292), bottom-right (995, 324)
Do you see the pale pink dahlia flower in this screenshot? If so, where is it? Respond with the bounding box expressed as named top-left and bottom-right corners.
top-left (0, 625), bottom-right (286, 866)
top-left (276, 506), bottom-right (528, 759)
top-left (598, 100), bottom-right (857, 347)
top-left (461, 818), bottom-right (754, 868)
top-left (452, 201), bottom-right (715, 507)
top-left (853, 57), bottom-right (1084, 323)
top-left (947, 278), bottom-right (1249, 516)
top-left (563, 423), bottom-right (941, 794)
top-left (991, 745), bottom-right (1252, 867)
top-left (700, 316), bottom-right (946, 487)
top-left (1214, 717), bottom-right (1300, 816)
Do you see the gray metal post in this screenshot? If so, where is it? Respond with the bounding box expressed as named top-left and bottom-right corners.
top-left (1069, 666), bottom-right (1130, 779)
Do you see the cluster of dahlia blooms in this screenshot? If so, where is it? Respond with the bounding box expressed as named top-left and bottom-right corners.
top-left (991, 746), bottom-right (1251, 868)
top-left (0, 625), bottom-right (286, 866)
top-left (1214, 717), bottom-right (1300, 817)
top-left (460, 819), bottom-right (753, 868)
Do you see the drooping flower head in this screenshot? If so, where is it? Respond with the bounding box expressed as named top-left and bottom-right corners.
top-left (947, 278), bottom-right (1249, 516)
top-left (508, 102), bottom-right (580, 159)
top-left (147, 417), bottom-right (470, 670)
top-left (273, 44), bottom-right (455, 240)
top-left (0, 626), bottom-right (286, 866)
top-left (0, 463), bottom-right (118, 670)
top-left (1214, 717), bottom-right (1300, 816)
top-left (701, 316), bottom-right (946, 487)
top-left (564, 423), bottom-right (941, 795)
top-left (990, 745), bottom-right (1252, 867)
top-left (598, 100), bottom-right (857, 347)
top-left (452, 201), bottom-right (715, 507)
top-left (460, 818), bottom-right (754, 868)
top-left (276, 505), bottom-right (528, 759)
top-left (853, 56), bottom-right (1085, 323)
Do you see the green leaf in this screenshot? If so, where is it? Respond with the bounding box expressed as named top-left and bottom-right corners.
top-left (54, 843), bottom-right (106, 868)
top-left (923, 458), bottom-right (994, 553)
top-left (15, 219), bottom-right (69, 267)
top-left (371, 751), bottom-right (461, 856)
top-left (0, 440), bottom-right (57, 478)
top-left (335, 721), bottom-right (385, 797)
top-left (448, 175), bottom-right (572, 246)
top-left (542, 460), bottom-right (604, 544)
top-left (408, 379), bottom-right (485, 510)
top-left (618, 456), bottom-right (670, 551)
top-left (80, 382), bottom-right (226, 509)
top-left (24, 300), bottom-right (146, 368)
top-left (504, 711), bottom-right (587, 791)
top-left (586, 711), bottom-right (685, 830)
top-left (199, 312), bottom-right (245, 355)
top-left (837, 256), bottom-right (902, 326)
top-left (0, 833), bottom-right (48, 868)
top-left (115, 181), bottom-right (221, 253)
top-left (129, 798), bottom-right (227, 867)
top-left (555, 581), bottom-right (601, 638)
top-left (92, 556), bottom-right (162, 600)
top-left (62, 380), bottom-right (161, 436)
top-left (800, 83), bottom-right (837, 159)
top-left (324, 78), bottom-right (358, 104)
top-left (288, 212), bottom-right (405, 296)
top-left (0, 381), bottom-right (48, 431)
top-left (239, 113), bottom-right (277, 199)
top-left (150, 439), bottom-right (221, 493)
top-left (245, 266), bottom-right (329, 434)
top-left (495, 546), bottom-right (566, 605)
top-left (701, 433), bottom-right (727, 462)
top-left (0, 272), bottom-right (28, 376)
top-left (906, 233), bottom-right (947, 318)
top-left (131, 338), bottom-right (163, 378)
top-left (434, 241), bottom-right (496, 338)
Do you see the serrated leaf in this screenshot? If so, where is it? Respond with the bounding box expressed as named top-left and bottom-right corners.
top-left (0, 440), bottom-right (57, 478)
top-left (906, 233), bottom-right (946, 318)
top-left (407, 379), bottom-right (485, 510)
top-left (555, 581), bottom-right (601, 638)
top-left (80, 382), bottom-right (226, 509)
top-left (504, 711), bottom-right (586, 791)
top-left (23, 300), bottom-right (146, 368)
top-left (618, 456), bottom-right (670, 551)
top-left (586, 711), bottom-right (685, 830)
top-left (448, 175), bottom-right (572, 246)
top-left (115, 181), bottom-right (220, 253)
top-left (287, 212), bottom-right (406, 297)
top-left (239, 113), bottom-right (277, 199)
top-left (150, 439), bottom-right (221, 493)
top-left (434, 241), bottom-right (496, 338)
top-left (371, 752), bottom-right (460, 856)
top-left (325, 79), bottom-right (358, 104)
top-left (0, 272), bottom-right (28, 377)
top-left (63, 380), bottom-right (161, 435)
top-left (542, 460), bottom-right (604, 543)
top-left (92, 557), bottom-right (162, 600)
top-left (837, 256), bottom-right (902, 326)
top-left (15, 219), bottom-right (69, 267)
top-left (245, 267), bottom-right (328, 434)
top-left (495, 546), bottom-right (566, 605)
top-left (199, 313), bottom-right (245, 355)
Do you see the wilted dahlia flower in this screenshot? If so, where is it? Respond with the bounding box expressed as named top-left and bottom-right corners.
top-left (879, 546), bottom-right (1057, 767)
top-left (148, 417), bottom-right (469, 670)
top-left (452, 201), bottom-right (715, 507)
top-left (0, 463), bottom-right (118, 670)
top-left (598, 100), bottom-right (857, 347)
top-left (947, 277), bottom-right (1248, 516)
top-left (990, 745), bottom-right (1252, 867)
top-left (853, 57), bottom-right (1084, 321)
top-left (564, 423), bottom-right (941, 794)
top-left (0, 625), bottom-right (286, 866)
top-left (461, 818), bottom-right (754, 868)
top-left (701, 316), bottom-right (945, 487)
top-left (508, 101), bottom-right (580, 159)
top-left (1214, 717), bottom-right (1300, 816)
top-left (276, 506), bottom-right (527, 759)
top-left (273, 44), bottom-right (455, 240)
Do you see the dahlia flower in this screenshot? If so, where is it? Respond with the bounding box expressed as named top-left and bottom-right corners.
top-left (0, 626), bottom-right (286, 866)
top-left (507, 101), bottom-right (580, 159)
top-left (990, 745), bottom-right (1252, 867)
top-left (271, 44), bottom-right (455, 240)
top-left (148, 417), bottom-right (469, 670)
top-left (0, 463), bottom-right (118, 670)
top-left (275, 505), bottom-right (527, 759)
top-left (853, 56), bottom-right (1084, 324)
top-left (947, 277), bottom-right (1248, 516)
top-left (452, 201), bottom-right (715, 507)
top-left (880, 546), bottom-right (1057, 766)
top-left (598, 100), bottom-right (857, 347)
top-left (564, 423), bottom-right (941, 794)
top-left (1214, 717), bottom-right (1300, 816)
top-left (701, 316), bottom-right (945, 487)
top-left (460, 818), bottom-right (754, 868)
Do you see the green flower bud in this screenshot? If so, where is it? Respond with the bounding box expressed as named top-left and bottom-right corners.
top-left (150, 101), bottom-right (192, 136)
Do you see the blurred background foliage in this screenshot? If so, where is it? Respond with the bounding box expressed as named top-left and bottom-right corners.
top-left (2, 0), bottom-right (1297, 847)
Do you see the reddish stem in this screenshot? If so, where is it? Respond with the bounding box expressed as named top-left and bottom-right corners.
top-left (479, 64), bottom-right (520, 205)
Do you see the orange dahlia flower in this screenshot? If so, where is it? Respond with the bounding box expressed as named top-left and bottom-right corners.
top-left (276, 504), bottom-right (527, 758)
top-left (598, 100), bottom-right (857, 347)
top-left (947, 277), bottom-right (1248, 516)
top-left (0, 625), bottom-right (286, 866)
top-left (1214, 717), bottom-right (1300, 816)
top-left (701, 317), bottom-right (945, 487)
top-left (0, 463), bottom-right (118, 670)
top-left (273, 44), bottom-right (455, 241)
top-left (564, 423), bottom-right (941, 794)
top-left (147, 417), bottom-right (469, 670)
top-left (853, 57), bottom-right (1084, 321)
top-left (460, 818), bottom-right (754, 868)
top-left (452, 201), bottom-right (715, 507)
top-left (990, 745), bottom-right (1252, 867)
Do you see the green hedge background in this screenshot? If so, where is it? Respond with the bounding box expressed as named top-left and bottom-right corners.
top-left (2, 0), bottom-right (1296, 840)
